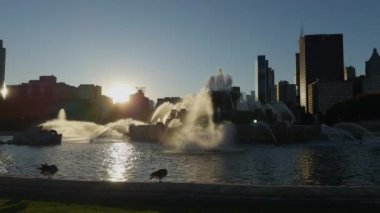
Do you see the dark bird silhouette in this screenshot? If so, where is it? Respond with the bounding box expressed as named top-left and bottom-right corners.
top-left (150, 169), bottom-right (167, 182)
top-left (37, 163), bottom-right (58, 179)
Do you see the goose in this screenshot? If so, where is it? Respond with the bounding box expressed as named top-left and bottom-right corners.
top-left (149, 169), bottom-right (167, 182)
top-left (37, 163), bottom-right (58, 179)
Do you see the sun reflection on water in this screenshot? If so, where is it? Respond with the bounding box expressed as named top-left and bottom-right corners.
top-left (104, 142), bottom-right (135, 182)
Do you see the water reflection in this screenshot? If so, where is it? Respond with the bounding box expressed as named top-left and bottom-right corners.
top-left (0, 140), bottom-right (379, 185)
top-left (103, 143), bottom-right (135, 182)
top-left (296, 147), bottom-right (346, 185)
top-left (174, 153), bottom-right (226, 183)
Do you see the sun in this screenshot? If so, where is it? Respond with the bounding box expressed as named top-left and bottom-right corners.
top-left (104, 84), bottom-right (135, 104)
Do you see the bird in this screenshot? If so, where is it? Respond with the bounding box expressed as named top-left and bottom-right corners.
top-left (149, 169), bottom-right (167, 182)
top-left (37, 163), bottom-right (58, 179)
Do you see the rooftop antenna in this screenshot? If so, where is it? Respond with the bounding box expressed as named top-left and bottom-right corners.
top-left (300, 21), bottom-right (304, 37)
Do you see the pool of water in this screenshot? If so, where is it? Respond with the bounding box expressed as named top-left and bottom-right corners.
top-left (1, 138), bottom-right (380, 185)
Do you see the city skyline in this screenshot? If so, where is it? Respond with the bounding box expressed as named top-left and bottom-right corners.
top-left (0, 0), bottom-right (379, 100)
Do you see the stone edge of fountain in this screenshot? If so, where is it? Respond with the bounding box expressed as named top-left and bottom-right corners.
top-left (0, 176), bottom-right (379, 206)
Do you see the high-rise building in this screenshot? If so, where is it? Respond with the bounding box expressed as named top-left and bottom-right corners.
top-left (255, 55), bottom-right (275, 103)
top-left (365, 48), bottom-right (380, 79)
top-left (299, 34), bottom-right (344, 112)
top-left (294, 53), bottom-right (300, 104)
top-left (362, 48), bottom-right (380, 94)
top-left (245, 91), bottom-right (256, 110)
top-left (255, 55), bottom-right (267, 103)
top-left (276, 80), bottom-right (297, 106)
top-left (267, 67), bottom-right (275, 103)
top-left (344, 66), bottom-right (356, 80)
top-left (308, 80), bottom-right (353, 115)
top-left (0, 40), bottom-right (5, 89)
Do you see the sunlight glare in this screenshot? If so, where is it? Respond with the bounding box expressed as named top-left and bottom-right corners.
top-left (1, 83), bottom-right (7, 99)
top-left (104, 84), bottom-right (135, 104)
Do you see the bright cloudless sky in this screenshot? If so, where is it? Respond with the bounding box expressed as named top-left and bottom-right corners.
top-left (0, 0), bottom-right (379, 100)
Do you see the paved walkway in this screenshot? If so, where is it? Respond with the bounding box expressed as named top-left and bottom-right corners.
top-left (0, 176), bottom-right (380, 206)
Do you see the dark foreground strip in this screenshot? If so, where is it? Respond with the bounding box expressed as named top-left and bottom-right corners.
top-left (0, 176), bottom-right (380, 207)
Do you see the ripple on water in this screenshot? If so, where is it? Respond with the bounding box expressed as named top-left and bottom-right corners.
top-left (0, 139), bottom-right (379, 185)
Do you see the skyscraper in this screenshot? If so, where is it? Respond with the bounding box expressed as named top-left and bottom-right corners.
top-left (277, 80), bottom-right (297, 106)
top-left (362, 48), bottom-right (380, 94)
top-left (267, 67), bottom-right (275, 102)
top-left (299, 34), bottom-right (344, 112)
top-left (255, 55), bottom-right (275, 103)
top-left (365, 48), bottom-right (380, 79)
top-left (0, 40), bottom-right (5, 89)
top-left (294, 53), bottom-right (300, 104)
top-left (344, 66), bottom-right (356, 80)
top-left (255, 55), bottom-right (267, 103)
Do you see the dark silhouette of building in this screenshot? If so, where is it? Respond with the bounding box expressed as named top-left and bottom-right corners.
top-left (256, 55), bottom-right (267, 103)
top-left (8, 76), bottom-right (75, 99)
top-left (294, 53), bottom-right (300, 104)
top-left (308, 79), bottom-right (352, 115)
top-left (255, 55), bottom-right (275, 104)
top-left (365, 48), bottom-right (380, 78)
top-left (344, 66), bottom-right (356, 80)
top-left (361, 48), bottom-right (380, 94)
top-left (276, 80), bottom-right (297, 106)
top-left (299, 34), bottom-right (344, 112)
top-left (347, 48), bottom-right (380, 97)
top-left (0, 40), bottom-right (5, 91)
top-left (1, 75), bottom-right (113, 129)
top-left (210, 86), bottom-right (241, 112)
top-left (267, 67), bottom-right (275, 103)
top-left (77, 84), bottom-right (101, 100)
top-left (127, 89), bottom-right (151, 121)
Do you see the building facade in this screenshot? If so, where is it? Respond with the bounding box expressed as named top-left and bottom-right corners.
top-left (365, 48), bottom-right (380, 78)
top-left (294, 53), bottom-right (300, 104)
top-left (77, 84), bottom-right (101, 100)
top-left (0, 40), bottom-right (5, 89)
top-left (344, 66), bottom-right (356, 80)
top-left (299, 34), bottom-right (345, 112)
top-left (276, 80), bottom-right (297, 106)
top-left (255, 55), bottom-right (267, 103)
top-left (308, 80), bottom-right (353, 115)
top-left (7, 75), bottom-right (103, 101)
top-left (362, 48), bottom-right (380, 94)
top-left (267, 67), bottom-right (275, 103)
top-left (255, 55), bottom-right (275, 104)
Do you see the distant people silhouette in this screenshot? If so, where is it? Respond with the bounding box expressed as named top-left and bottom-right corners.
top-left (149, 169), bottom-right (167, 182)
top-left (37, 163), bottom-right (58, 179)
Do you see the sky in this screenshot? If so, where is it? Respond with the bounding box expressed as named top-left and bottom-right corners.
top-left (0, 0), bottom-right (379, 101)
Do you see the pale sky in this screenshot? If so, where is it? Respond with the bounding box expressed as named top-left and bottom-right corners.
top-left (0, 0), bottom-right (379, 100)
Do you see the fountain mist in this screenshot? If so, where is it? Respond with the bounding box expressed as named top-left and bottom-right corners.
top-left (167, 89), bottom-right (234, 151)
top-left (152, 70), bottom-right (236, 151)
top-left (41, 109), bottom-right (145, 143)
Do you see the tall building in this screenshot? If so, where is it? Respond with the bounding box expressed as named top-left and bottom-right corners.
top-left (308, 80), bottom-right (353, 115)
top-left (294, 53), bottom-right (300, 104)
top-left (255, 55), bottom-right (275, 103)
top-left (267, 67), bottom-right (275, 103)
top-left (245, 91), bottom-right (256, 110)
top-left (362, 48), bottom-right (380, 93)
top-left (0, 40), bottom-right (5, 89)
top-left (344, 66), bottom-right (356, 80)
top-left (365, 48), bottom-right (380, 79)
top-left (7, 75), bottom-right (104, 101)
top-left (255, 55), bottom-right (267, 103)
top-left (276, 81), bottom-right (297, 106)
top-left (299, 34), bottom-right (344, 112)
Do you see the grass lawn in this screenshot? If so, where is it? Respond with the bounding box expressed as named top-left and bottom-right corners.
top-left (0, 199), bottom-right (159, 213)
top-left (1, 198), bottom-right (379, 213)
